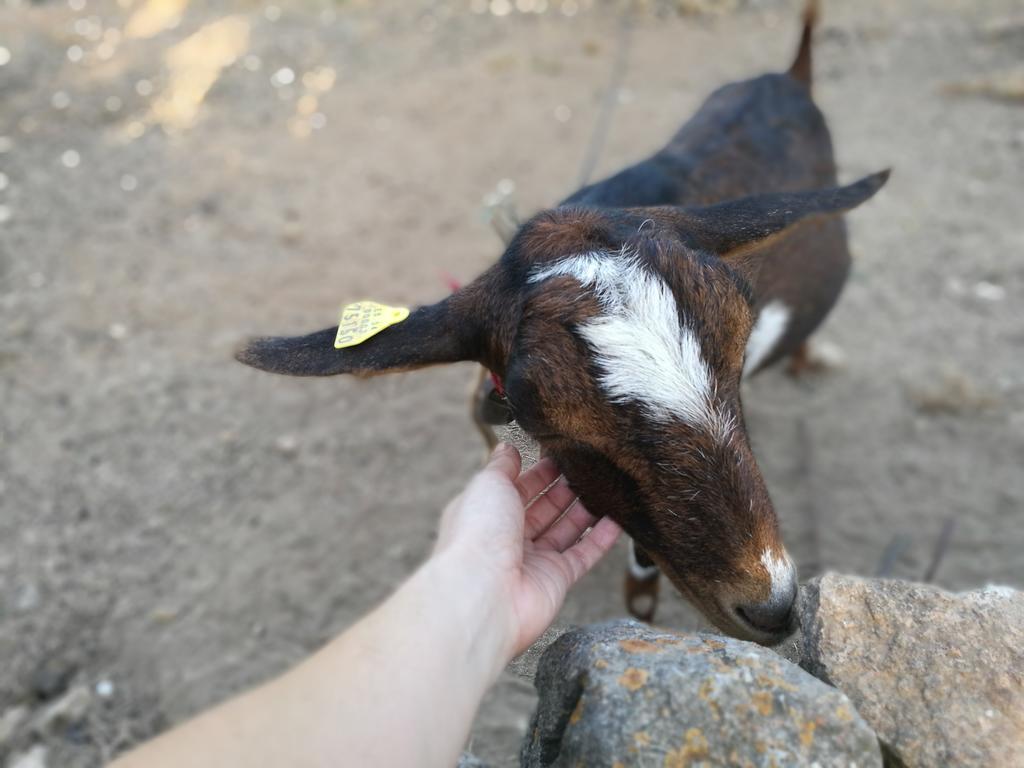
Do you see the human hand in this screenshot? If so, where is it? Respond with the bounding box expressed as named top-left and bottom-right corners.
top-left (434, 443), bottom-right (622, 661)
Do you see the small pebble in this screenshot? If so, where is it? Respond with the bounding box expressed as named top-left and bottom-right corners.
top-left (275, 434), bottom-right (299, 455)
top-left (108, 323), bottom-right (128, 340)
top-left (31, 660), bottom-right (74, 700)
top-left (973, 281), bottom-right (1005, 302)
top-left (95, 679), bottom-right (114, 698)
top-left (51, 91), bottom-right (71, 110)
top-left (0, 46), bottom-right (11, 67)
top-left (61, 149), bottom-right (81, 169)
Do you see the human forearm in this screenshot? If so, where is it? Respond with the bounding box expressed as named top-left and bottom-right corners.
top-left (285, 550), bottom-right (512, 766)
top-left (111, 551), bottom-right (510, 768)
top-left (110, 445), bottom-right (620, 768)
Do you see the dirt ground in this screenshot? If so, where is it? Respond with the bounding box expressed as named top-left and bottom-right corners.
top-left (1, 0), bottom-right (1022, 765)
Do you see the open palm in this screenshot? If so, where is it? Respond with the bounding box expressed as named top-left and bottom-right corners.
top-left (435, 444), bottom-right (623, 658)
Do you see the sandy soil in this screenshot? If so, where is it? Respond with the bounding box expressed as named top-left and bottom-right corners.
top-left (1, 0), bottom-right (1022, 765)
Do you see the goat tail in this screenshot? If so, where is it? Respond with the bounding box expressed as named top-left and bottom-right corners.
top-left (788, 0), bottom-right (819, 88)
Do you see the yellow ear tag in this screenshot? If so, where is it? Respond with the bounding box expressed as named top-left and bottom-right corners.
top-left (334, 301), bottom-right (410, 349)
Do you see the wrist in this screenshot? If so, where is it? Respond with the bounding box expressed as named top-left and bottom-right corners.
top-left (418, 548), bottom-right (518, 682)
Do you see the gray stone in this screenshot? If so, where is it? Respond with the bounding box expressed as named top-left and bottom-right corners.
top-left (7, 745), bottom-right (47, 768)
top-left (28, 660), bottom-right (74, 702)
top-left (794, 574), bottom-right (1024, 767)
top-left (522, 619), bottom-right (881, 767)
top-left (507, 625), bottom-right (570, 681)
top-left (32, 686), bottom-right (91, 736)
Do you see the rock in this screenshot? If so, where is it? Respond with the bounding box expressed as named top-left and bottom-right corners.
top-left (7, 745), bottom-right (47, 768)
top-left (29, 660), bottom-right (74, 702)
top-left (274, 434), bottom-right (300, 456)
top-left (794, 574), bottom-right (1024, 767)
top-left (0, 706), bottom-right (30, 752)
top-left (32, 686), bottom-right (91, 736)
top-left (521, 619), bottom-right (881, 767)
top-left (507, 625), bottom-right (570, 681)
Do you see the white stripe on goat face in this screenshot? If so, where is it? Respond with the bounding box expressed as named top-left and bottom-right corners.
top-left (760, 548), bottom-right (797, 606)
top-left (530, 251), bottom-right (735, 443)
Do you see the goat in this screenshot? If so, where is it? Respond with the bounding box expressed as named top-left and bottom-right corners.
top-left (235, 1), bottom-right (887, 645)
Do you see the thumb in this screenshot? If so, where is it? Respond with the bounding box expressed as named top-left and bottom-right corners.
top-left (484, 442), bottom-right (522, 483)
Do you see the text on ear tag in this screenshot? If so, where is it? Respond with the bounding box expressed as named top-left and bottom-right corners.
top-left (334, 301), bottom-right (410, 349)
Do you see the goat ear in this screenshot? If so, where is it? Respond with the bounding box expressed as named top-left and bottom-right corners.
top-left (680, 170), bottom-right (890, 265)
top-left (235, 292), bottom-right (485, 377)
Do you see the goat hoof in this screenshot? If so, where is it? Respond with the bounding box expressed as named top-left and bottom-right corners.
top-left (628, 594), bottom-right (658, 623)
top-left (624, 577), bottom-right (660, 623)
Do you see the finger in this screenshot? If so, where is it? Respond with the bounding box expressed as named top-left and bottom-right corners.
top-left (483, 442), bottom-right (521, 484)
top-left (524, 477), bottom-right (580, 540)
top-left (561, 516), bottom-right (623, 583)
top-left (514, 457), bottom-right (560, 506)
top-left (534, 498), bottom-right (598, 553)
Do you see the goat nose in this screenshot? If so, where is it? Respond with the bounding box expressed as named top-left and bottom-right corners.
top-left (733, 582), bottom-right (798, 636)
